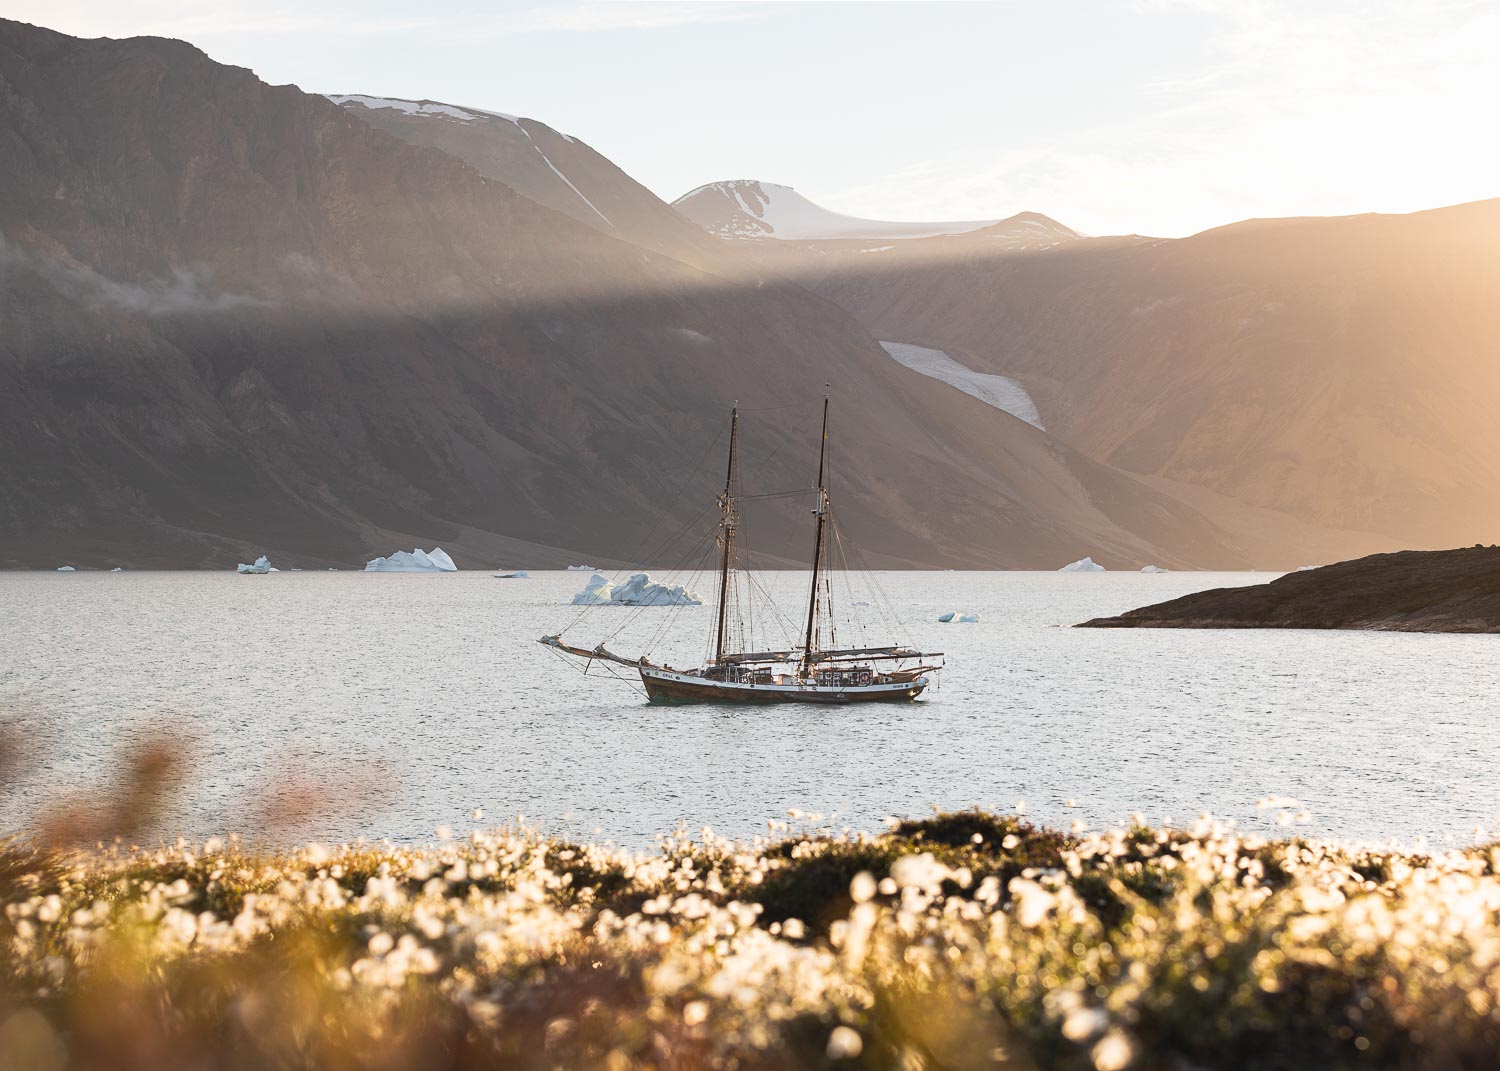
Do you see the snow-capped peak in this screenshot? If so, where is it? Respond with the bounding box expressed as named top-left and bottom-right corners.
top-left (672, 179), bottom-right (1011, 241)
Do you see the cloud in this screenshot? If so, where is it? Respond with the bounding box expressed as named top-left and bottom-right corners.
top-left (505, 1), bottom-right (765, 33)
top-left (14, 0), bottom-right (761, 40)
top-left (0, 239), bottom-right (267, 316)
top-left (824, 0), bottom-right (1500, 237)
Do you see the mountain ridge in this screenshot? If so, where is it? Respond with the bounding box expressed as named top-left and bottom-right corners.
top-left (0, 18), bottom-right (1408, 570)
top-left (672, 178), bottom-right (1078, 246)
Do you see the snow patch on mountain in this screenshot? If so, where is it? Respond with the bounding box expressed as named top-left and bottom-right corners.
top-left (326, 95), bottom-right (485, 122)
top-left (880, 342), bottom-right (1044, 430)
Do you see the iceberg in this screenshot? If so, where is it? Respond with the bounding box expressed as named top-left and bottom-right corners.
top-left (237, 556), bottom-right (276, 574)
top-left (364, 548), bottom-right (457, 572)
top-left (1059, 556), bottom-right (1106, 572)
top-left (566, 564), bottom-right (598, 571)
top-left (937, 611), bottom-right (956, 622)
top-left (110, 567), bottom-right (124, 572)
top-left (57, 565), bottom-right (76, 572)
top-left (571, 572), bottom-right (703, 606)
top-left (938, 611), bottom-right (979, 623)
top-left (494, 570), bottom-right (530, 579)
top-left (956, 613), bottom-right (980, 623)
top-left (1140, 565), bottom-right (1168, 574)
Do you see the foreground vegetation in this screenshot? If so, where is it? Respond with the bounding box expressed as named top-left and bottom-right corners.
top-left (4, 809), bottom-right (1500, 1070)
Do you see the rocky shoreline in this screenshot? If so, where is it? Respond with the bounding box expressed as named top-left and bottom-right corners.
top-left (1078, 546), bottom-right (1500, 632)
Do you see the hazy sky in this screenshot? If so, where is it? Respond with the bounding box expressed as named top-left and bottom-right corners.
top-left (14, 0), bottom-right (1500, 236)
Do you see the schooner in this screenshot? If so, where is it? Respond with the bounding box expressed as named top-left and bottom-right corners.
top-left (540, 398), bottom-right (943, 703)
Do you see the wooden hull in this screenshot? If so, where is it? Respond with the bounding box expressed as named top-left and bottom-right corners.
top-left (640, 666), bottom-right (928, 705)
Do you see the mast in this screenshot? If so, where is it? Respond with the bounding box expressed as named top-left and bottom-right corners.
top-left (800, 393), bottom-right (830, 676)
top-left (713, 405), bottom-right (740, 664)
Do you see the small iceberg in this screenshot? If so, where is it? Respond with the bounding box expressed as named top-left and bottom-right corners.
top-left (365, 548), bottom-right (457, 572)
top-left (110, 567), bottom-right (124, 572)
top-left (938, 611), bottom-right (979, 623)
top-left (1140, 565), bottom-right (1168, 574)
top-left (956, 613), bottom-right (980, 623)
top-left (237, 556), bottom-right (277, 574)
top-left (571, 572), bottom-right (702, 606)
top-left (566, 564), bottom-right (598, 571)
top-left (57, 565), bottom-right (76, 572)
top-left (1059, 556), bottom-right (1106, 572)
top-left (494, 570), bottom-right (530, 579)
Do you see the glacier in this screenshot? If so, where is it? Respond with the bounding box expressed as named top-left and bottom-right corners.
top-left (365, 548), bottom-right (458, 572)
top-left (571, 572), bottom-right (703, 606)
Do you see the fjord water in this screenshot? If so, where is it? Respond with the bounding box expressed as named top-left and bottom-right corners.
top-left (3, 570), bottom-right (1497, 848)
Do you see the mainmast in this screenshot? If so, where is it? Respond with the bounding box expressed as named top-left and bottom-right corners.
top-left (800, 393), bottom-right (830, 677)
top-left (713, 404), bottom-right (740, 665)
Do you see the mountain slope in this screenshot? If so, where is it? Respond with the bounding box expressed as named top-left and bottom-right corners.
top-left (326, 94), bottom-right (720, 268)
top-left (673, 180), bottom-right (1076, 245)
top-left (797, 205), bottom-right (1500, 548)
top-left (0, 19), bottom-right (1398, 570)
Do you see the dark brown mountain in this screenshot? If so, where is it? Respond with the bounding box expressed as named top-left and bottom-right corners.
top-left (0, 19), bottom-right (1400, 570)
top-left (1078, 546), bottom-right (1500, 633)
top-left (325, 95), bottom-right (720, 269)
top-left (786, 203), bottom-right (1500, 549)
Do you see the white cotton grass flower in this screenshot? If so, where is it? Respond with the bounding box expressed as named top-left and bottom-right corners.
top-left (826, 1025), bottom-right (863, 1059)
top-left (849, 871), bottom-right (877, 904)
top-left (889, 853), bottom-right (954, 893)
top-left (1091, 1028), bottom-right (1134, 1070)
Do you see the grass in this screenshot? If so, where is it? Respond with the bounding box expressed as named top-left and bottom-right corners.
top-left (3, 809), bottom-right (1500, 1070)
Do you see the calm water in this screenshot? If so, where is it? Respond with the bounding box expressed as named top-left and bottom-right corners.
top-left (3, 570), bottom-right (1498, 848)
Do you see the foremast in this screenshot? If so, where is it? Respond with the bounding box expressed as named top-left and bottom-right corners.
top-left (799, 394), bottom-right (830, 678)
top-left (713, 404), bottom-right (740, 665)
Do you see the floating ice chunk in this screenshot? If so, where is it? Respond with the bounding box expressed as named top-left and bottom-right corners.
top-left (57, 565), bottom-right (76, 572)
top-left (566, 564), bottom-right (598, 571)
top-left (937, 611), bottom-right (956, 622)
top-left (1059, 557), bottom-right (1106, 572)
top-left (237, 556), bottom-right (276, 574)
top-left (956, 613), bottom-right (980, 622)
top-left (572, 573), bottom-right (614, 605)
top-left (571, 572), bottom-right (702, 606)
top-left (494, 570), bottom-right (530, 578)
top-left (938, 611), bottom-right (979, 622)
top-left (110, 567), bottom-right (124, 572)
top-left (1140, 565), bottom-right (1168, 573)
top-left (364, 548), bottom-right (457, 572)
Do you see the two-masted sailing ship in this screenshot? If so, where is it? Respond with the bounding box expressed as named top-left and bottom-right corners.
top-left (540, 398), bottom-right (942, 703)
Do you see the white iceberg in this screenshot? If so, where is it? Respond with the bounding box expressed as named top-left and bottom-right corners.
top-left (364, 548), bottom-right (457, 572)
top-left (237, 556), bottom-right (277, 574)
top-left (956, 613), bottom-right (980, 622)
top-left (566, 564), bottom-right (598, 571)
top-left (1140, 565), bottom-right (1168, 574)
top-left (938, 611), bottom-right (979, 622)
top-left (57, 565), bottom-right (76, 572)
top-left (571, 572), bottom-right (702, 606)
top-left (1059, 556), bottom-right (1106, 572)
top-left (110, 567), bottom-right (124, 572)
